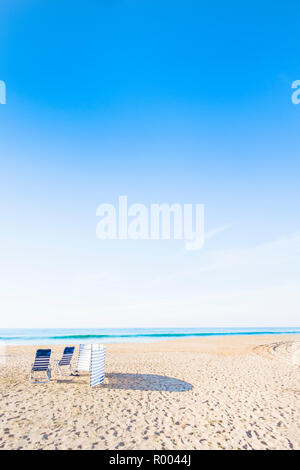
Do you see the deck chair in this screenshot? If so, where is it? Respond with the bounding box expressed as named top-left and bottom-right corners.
top-left (54, 346), bottom-right (75, 376)
top-left (30, 349), bottom-right (52, 383)
top-left (76, 344), bottom-right (92, 373)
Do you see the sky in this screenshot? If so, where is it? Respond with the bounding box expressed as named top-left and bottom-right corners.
top-left (0, 0), bottom-right (300, 328)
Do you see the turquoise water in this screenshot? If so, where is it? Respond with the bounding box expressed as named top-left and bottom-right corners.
top-left (0, 327), bottom-right (299, 345)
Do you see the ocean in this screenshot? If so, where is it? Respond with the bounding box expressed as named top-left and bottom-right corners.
top-left (0, 327), bottom-right (300, 345)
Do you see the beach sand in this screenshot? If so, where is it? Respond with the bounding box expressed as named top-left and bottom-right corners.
top-left (0, 335), bottom-right (300, 450)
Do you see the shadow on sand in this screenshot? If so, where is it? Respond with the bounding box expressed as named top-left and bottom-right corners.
top-left (102, 373), bottom-right (192, 392)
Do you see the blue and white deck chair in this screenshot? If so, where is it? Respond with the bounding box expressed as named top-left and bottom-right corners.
top-left (30, 349), bottom-right (52, 384)
top-left (76, 344), bottom-right (106, 387)
top-left (54, 346), bottom-right (75, 376)
top-left (90, 344), bottom-right (106, 388)
top-left (76, 344), bottom-right (92, 373)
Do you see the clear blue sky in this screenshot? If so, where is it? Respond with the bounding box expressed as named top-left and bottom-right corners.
top-left (0, 1), bottom-right (300, 327)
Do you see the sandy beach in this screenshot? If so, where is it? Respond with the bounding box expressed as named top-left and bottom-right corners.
top-left (0, 335), bottom-right (300, 450)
